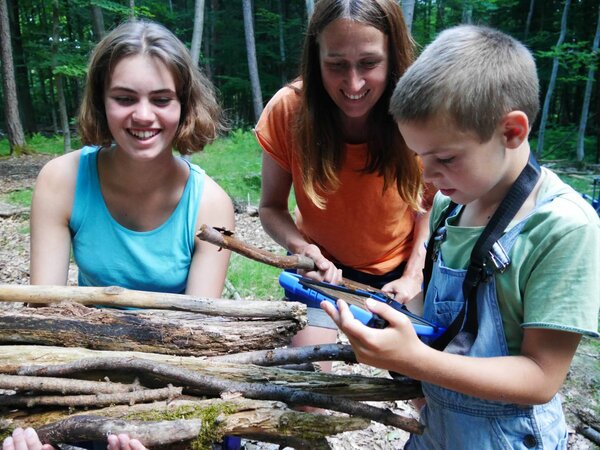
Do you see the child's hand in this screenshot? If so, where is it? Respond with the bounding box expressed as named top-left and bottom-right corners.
top-left (321, 298), bottom-right (426, 373)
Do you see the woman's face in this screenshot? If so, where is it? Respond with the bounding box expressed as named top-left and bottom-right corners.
top-left (318, 18), bottom-right (389, 129)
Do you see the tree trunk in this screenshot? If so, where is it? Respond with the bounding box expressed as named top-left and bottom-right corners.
top-left (401, 0), bottom-right (416, 33)
top-left (0, 345), bottom-right (422, 401)
top-left (0, 0), bottom-right (26, 155)
top-left (90, 4), bottom-right (105, 41)
top-left (190, 0), bottom-right (205, 66)
top-left (277, 0), bottom-right (286, 84)
top-left (576, 3), bottom-right (600, 161)
top-left (536, 0), bottom-right (570, 157)
top-left (305, 0), bottom-right (314, 21)
top-left (129, 0), bottom-right (135, 19)
top-left (51, 0), bottom-right (71, 153)
top-left (524, 0), bottom-right (535, 40)
top-left (462, 0), bottom-right (473, 24)
top-left (0, 303), bottom-right (301, 356)
top-left (242, 0), bottom-right (263, 122)
top-left (8, 0), bottom-right (36, 133)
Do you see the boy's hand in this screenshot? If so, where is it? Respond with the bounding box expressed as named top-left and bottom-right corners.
top-left (321, 298), bottom-right (426, 372)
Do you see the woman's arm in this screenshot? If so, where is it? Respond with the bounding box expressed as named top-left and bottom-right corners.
top-left (186, 176), bottom-right (235, 298)
top-left (381, 210), bottom-right (431, 303)
top-left (323, 299), bottom-right (580, 404)
top-left (259, 153), bottom-right (341, 283)
top-left (30, 153), bottom-right (79, 286)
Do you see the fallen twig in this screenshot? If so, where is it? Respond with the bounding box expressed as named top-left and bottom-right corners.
top-left (0, 373), bottom-right (141, 394)
top-left (0, 385), bottom-right (181, 408)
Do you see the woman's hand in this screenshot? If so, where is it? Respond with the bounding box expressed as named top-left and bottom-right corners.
top-left (381, 272), bottom-right (423, 304)
top-left (297, 244), bottom-right (342, 284)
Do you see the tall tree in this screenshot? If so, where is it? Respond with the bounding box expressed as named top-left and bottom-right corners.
top-left (401, 0), bottom-right (415, 33)
top-left (90, 3), bottom-right (105, 41)
top-left (190, 0), bottom-right (205, 66)
top-left (524, 0), bottom-right (535, 40)
top-left (242, 0), bottom-right (263, 122)
top-left (51, 0), bottom-right (71, 153)
top-left (9, 0), bottom-right (36, 133)
top-left (576, 3), bottom-right (600, 162)
top-left (277, 0), bottom-right (286, 84)
top-left (129, 0), bottom-right (134, 19)
top-left (0, 0), bottom-right (26, 154)
top-left (305, 0), bottom-right (314, 21)
top-left (536, 0), bottom-right (570, 157)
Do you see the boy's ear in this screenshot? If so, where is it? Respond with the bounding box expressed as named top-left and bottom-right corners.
top-left (502, 111), bottom-right (529, 149)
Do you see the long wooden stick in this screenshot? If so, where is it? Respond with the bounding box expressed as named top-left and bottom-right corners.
top-left (197, 224), bottom-right (396, 296)
top-left (0, 284), bottom-right (305, 320)
top-left (0, 373), bottom-right (142, 394)
top-left (197, 224), bottom-right (316, 270)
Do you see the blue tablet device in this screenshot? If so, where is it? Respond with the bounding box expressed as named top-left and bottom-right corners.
top-left (279, 272), bottom-right (445, 338)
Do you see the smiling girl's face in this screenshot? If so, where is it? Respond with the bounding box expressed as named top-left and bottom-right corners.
top-left (104, 54), bottom-right (181, 160)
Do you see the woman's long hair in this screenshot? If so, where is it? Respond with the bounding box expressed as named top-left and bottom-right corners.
top-left (296, 0), bottom-right (422, 210)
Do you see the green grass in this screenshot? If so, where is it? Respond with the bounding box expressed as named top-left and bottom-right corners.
top-left (192, 129), bottom-right (264, 207)
top-left (4, 188), bottom-right (33, 207)
top-left (226, 254), bottom-right (285, 300)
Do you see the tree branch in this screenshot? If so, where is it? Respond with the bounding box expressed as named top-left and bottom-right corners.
top-left (0, 373), bottom-right (141, 394)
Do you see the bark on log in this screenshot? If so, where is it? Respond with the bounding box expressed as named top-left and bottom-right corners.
top-left (0, 284), bottom-right (306, 321)
top-left (0, 303), bottom-right (301, 356)
top-left (17, 357), bottom-right (424, 434)
top-left (19, 398), bottom-right (370, 450)
top-left (0, 346), bottom-right (422, 401)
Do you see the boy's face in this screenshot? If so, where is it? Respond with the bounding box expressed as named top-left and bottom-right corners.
top-left (398, 116), bottom-right (512, 206)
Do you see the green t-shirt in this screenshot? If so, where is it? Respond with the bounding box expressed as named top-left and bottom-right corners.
top-left (430, 168), bottom-right (600, 355)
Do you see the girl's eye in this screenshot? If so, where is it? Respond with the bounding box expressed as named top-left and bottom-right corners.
top-left (326, 61), bottom-right (347, 71)
top-left (153, 98), bottom-right (172, 106)
top-left (114, 96), bottom-right (134, 105)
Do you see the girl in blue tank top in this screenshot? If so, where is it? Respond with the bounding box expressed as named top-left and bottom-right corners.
top-left (30, 21), bottom-right (234, 298)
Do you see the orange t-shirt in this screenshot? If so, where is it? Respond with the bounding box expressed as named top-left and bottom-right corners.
top-left (255, 85), bottom-right (433, 275)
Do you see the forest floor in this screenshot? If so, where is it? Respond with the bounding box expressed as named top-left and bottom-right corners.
top-left (0, 154), bottom-right (598, 449)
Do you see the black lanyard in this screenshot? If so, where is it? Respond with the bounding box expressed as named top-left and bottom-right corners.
top-left (424, 153), bottom-right (541, 352)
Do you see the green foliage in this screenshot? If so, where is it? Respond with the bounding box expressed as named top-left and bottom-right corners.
top-left (192, 129), bottom-right (264, 206)
top-left (531, 125), bottom-right (597, 163)
top-left (536, 42), bottom-right (599, 82)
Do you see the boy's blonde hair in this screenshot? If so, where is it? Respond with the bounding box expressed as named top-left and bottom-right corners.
top-left (78, 20), bottom-right (225, 155)
top-left (390, 25), bottom-right (539, 142)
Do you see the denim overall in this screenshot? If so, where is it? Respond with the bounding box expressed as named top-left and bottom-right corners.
top-left (406, 199), bottom-right (568, 450)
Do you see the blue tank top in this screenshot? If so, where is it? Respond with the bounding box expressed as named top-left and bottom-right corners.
top-left (69, 146), bottom-right (205, 294)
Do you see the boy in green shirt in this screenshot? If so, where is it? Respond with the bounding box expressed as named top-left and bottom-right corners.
top-left (323, 25), bottom-right (599, 449)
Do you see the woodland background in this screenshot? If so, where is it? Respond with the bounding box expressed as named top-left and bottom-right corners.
top-left (0, 0), bottom-right (599, 164)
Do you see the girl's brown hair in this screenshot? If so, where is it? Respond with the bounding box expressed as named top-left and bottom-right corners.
top-left (297, 0), bottom-right (422, 210)
top-left (78, 20), bottom-right (225, 155)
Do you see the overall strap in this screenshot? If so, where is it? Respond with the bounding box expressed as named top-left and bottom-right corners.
top-left (431, 153), bottom-right (541, 352)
